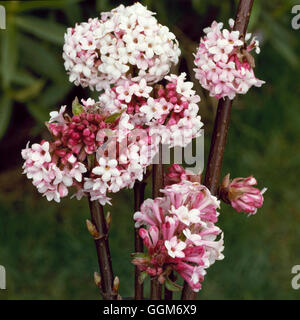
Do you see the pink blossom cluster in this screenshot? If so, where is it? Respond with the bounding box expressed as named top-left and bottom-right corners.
top-left (133, 180), bottom-right (224, 292)
top-left (194, 19), bottom-right (265, 99)
top-left (22, 140), bottom-right (86, 202)
top-left (220, 174), bottom-right (266, 215)
top-left (97, 73), bottom-right (203, 148)
top-left (22, 101), bottom-right (156, 205)
top-left (63, 2), bottom-right (180, 91)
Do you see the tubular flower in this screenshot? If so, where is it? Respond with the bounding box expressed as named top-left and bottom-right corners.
top-left (194, 19), bottom-right (265, 99)
top-left (132, 181), bottom-right (224, 292)
top-left (219, 174), bottom-right (267, 215)
top-left (63, 2), bottom-right (180, 91)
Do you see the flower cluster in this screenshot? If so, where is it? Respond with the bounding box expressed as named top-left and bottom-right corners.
top-left (97, 72), bottom-right (203, 147)
top-left (63, 2), bottom-right (180, 91)
top-left (132, 181), bottom-right (224, 292)
top-left (22, 140), bottom-right (86, 202)
top-left (219, 174), bottom-right (266, 215)
top-left (22, 100), bottom-right (156, 205)
top-left (194, 19), bottom-right (265, 99)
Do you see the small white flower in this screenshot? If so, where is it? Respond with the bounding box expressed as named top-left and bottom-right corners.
top-left (165, 236), bottom-right (186, 258)
top-left (170, 205), bottom-right (201, 226)
top-left (92, 158), bottom-right (120, 182)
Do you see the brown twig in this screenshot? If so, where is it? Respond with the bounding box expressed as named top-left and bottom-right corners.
top-left (87, 155), bottom-right (116, 300)
top-left (181, 0), bottom-right (254, 300)
top-left (134, 181), bottom-right (146, 300)
top-left (151, 143), bottom-right (164, 300)
top-left (88, 199), bottom-right (117, 300)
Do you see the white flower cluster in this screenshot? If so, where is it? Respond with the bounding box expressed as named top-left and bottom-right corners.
top-left (63, 3), bottom-right (180, 91)
top-left (194, 19), bottom-right (264, 99)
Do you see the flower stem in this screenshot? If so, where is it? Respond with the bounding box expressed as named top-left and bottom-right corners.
top-left (181, 0), bottom-right (254, 300)
top-left (134, 181), bottom-right (146, 300)
top-left (151, 143), bottom-right (164, 299)
top-left (88, 199), bottom-right (117, 300)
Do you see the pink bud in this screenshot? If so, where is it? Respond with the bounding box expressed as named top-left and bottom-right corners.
top-left (225, 175), bottom-right (266, 215)
top-left (83, 128), bottom-right (91, 137)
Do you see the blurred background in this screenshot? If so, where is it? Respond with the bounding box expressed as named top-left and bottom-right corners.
top-left (0, 0), bottom-right (299, 299)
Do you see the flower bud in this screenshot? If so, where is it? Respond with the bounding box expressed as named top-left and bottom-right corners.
top-left (220, 174), bottom-right (266, 215)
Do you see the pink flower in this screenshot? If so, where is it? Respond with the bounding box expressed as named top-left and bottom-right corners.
top-left (220, 174), bottom-right (266, 215)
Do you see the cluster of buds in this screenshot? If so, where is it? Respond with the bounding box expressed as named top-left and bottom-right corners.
top-left (63, 2), bottom-right (180, 91)
top-left (194, 19), bottom-right (265, 99)
top-left (132, 179), bottom-right (224, 292)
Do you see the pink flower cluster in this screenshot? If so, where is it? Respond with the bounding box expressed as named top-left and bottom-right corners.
top-left (22, 100), bottom-right (156, 205)
top-left (22, 140), bottom-right (86, 202)
top-left (97, 72), bottom-right (203, 148)
top-left (194, 19), bottom-right (265, 99)
top-left (63, 3), bottom-right (180, 91)
top-left (133, 180), bottom-right (224, 292)
top-left (220, 174), bottom-right (266, 215)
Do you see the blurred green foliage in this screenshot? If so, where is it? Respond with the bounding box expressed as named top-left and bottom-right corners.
top-left (0, 0), bottom-right (299, 299)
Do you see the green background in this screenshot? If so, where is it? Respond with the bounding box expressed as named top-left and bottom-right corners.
top-left (0, 0), bottom-right (299, 299)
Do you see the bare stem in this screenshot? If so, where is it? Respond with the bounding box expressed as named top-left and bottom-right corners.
top-left (181, 0), bottom-right (254, 300)
top-left (151, 143), bottom-right (164, 300)
top-left (88, 199), bottom-right (117, 300)
top-left (134, 181), bottom-right (146, 300)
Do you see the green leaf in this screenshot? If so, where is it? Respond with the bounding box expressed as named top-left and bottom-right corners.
top-left (11, 70), bottom-right (36, 87)
top-left (0, 94), bottom-right (13, 139)
top-left (38, 82), bottom-right (72, 108)
top-left (271, 37), bottom-right (298, 67)
top-left (15, 16), bottom-right (66, 45)
top-left (131, 252), bottom-right (150, 259)
top-left (96, 0), bottom-right (112, 12)
top-left (138, 271), bottom-right (148, 285)
top-left (65, 2), bottom-right (82, 25)
top-left (19, 34), bottom-right (65, 83)
top-left (72, 97), bottom-right (84, 115)
top-left (1, 19), bottom-right (18, 89)
top-left (12, 79), bottom-right (45, 102)
top-left (165, 277), bottom-right (182, 292)
top-left (1, 0), bottom-right (84, 13)
top-left (105, 110), bottom-right (124, 123)
top-left (248, 1), bottom-right (261, 30)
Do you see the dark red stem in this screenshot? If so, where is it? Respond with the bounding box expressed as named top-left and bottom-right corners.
top-left (88, 199), bottom-right (117, 300)
top-left (181, 0), bottom-right (254, 300)
top-left (151, 143), bottom-right (164, 299)
top-left (134, 181), bottom-right (146, 300)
